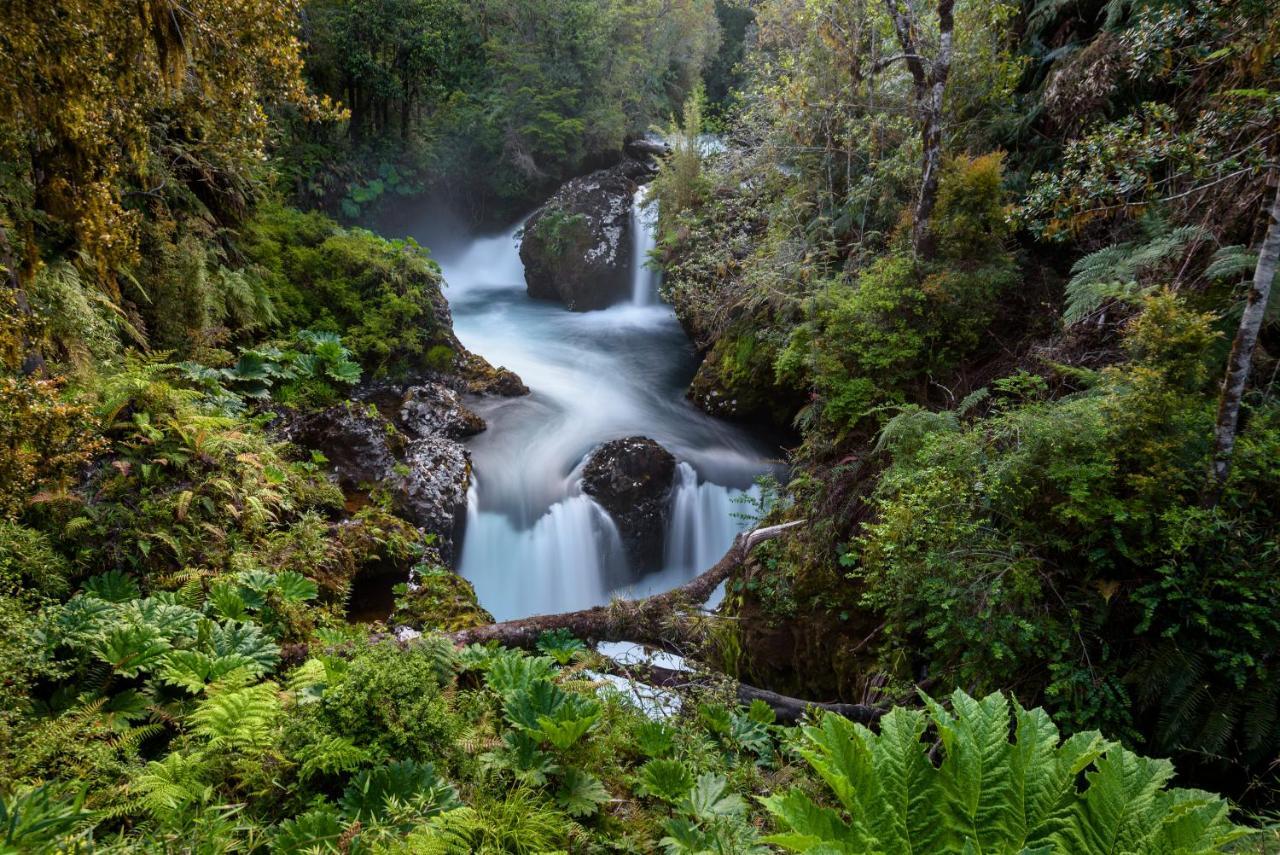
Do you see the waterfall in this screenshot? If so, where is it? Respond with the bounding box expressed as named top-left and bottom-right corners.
top-left (664, 462), bottom-right (760, 574)
top-left (389, 201), bottom-right (779, 622)
top-left (459, 481), bottom-right (628, 621)
top-left (630, 186), bottom-right (659, 306)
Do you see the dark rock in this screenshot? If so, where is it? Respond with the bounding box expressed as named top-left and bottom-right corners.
top-left (282, 403), bottom-right (402, 488)
top-left (279, 402), bottom-right (472, 565)
top-left (400, 382), bottom-right (486, 439)
top-left (461, 352), bottom-right (530, 396)
top-left (521, 161), bottom-right (651, 311)
top-left (581, 436), bottom-right (676, 571)
top-left (625, 137), bottom-right (671, 161)
top-left (392, 435), bottom-right (472, 564)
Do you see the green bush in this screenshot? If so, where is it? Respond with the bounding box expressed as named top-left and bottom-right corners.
top-left (849, 294), bottom-right (1280, 776)
top-left (240, 203), bottom-right (453, 377)
top-left (301, 641), bottom-right (462, 764)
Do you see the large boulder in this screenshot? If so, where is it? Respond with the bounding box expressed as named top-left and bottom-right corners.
top-left (520, 159), bottom-right (655, 310)
top-left (280, 402), bottom-right (472, 565)
top-left (581, 436), bottom-right (676, 571)
top-left (393, 436), bottom-right (472, 565)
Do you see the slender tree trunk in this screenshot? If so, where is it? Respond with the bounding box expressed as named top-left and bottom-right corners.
top-left (885, 0), bottom-right (954, 259)
top-left (1208, 178), bottom-right (1280, 500)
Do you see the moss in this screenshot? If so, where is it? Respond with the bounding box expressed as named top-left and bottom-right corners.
top-left (392, 560), bottom-right (494, 632)
top-left (239, 203), bottom-right (457, 377)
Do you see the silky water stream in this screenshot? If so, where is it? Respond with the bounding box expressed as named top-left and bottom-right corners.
top-left (380, 189), bottom-right (778, 621)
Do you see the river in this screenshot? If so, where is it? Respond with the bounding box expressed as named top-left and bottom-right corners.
top-left (377, 189), bottom-right (778, 621)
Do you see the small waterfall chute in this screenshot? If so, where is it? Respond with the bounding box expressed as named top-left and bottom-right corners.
top-left (664, 462), bottom-right (760, 576)
top-left (459, 481), bottom-right (627, 621)
top-left (630, 186), bottom-right (659, 306)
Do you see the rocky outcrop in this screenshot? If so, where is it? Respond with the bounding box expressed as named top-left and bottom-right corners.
top-left (400, 382), bottom-right (486, 439)
top-left (280, 402), bottom-right (472, 565)
top-left (581, 436), bottom-right (676, 571)
top-left (392, 435), bottom-right (471, 563)
top-left (520, 159), bottom-right (656, 311)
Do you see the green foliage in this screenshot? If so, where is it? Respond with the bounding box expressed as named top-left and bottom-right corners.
top-left (0, 377), bottom-right (105, 520)
top-left (764, 690), bottom-right (1248, 854)
top-left (850, 295), bottom-right (1280, 775)
top-left (781, 154), bottom-right (1018, 437)
top-left (637, 758), bottom-right (696, 803)
top-left (338, 760), bottom-right (461, 823)
top-left (1064, 219), bottom-right (1208, 324)
top-left (296, 641), bottom-right (461, 764)
top-left (240, 203), bottom-right (455, 377)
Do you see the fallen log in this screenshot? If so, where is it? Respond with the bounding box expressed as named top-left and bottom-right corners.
top-left (608, 660), bottom-right (884, 725)
top-left (448, 519), bottom-right (805, 653)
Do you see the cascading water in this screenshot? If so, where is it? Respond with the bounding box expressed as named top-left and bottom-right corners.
top-left (630, 186), bottom-right (659, 306)
top-left (665, 462), bottom-right (756, 573)
top-left (377, 189), bottom-right (779, 622)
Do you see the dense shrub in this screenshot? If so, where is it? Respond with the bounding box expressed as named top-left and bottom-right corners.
top-left (240, 203), bottom-right (455, 376)
top-left (850, 295), bottom-right (1280, 778)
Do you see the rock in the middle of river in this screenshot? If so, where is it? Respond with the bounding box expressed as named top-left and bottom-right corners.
top-left (520, 159), bottom-right (652, 310)
top-left (582, 436), bottom-right (676, 571)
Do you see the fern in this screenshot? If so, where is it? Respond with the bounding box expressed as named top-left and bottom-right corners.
top-left (762, 689), bottom-right (1249, 854)
top-left (132, 752), bottom-right (211, 820)
top-left (297, 735), bottom-right (372, 781)
top-left (189, 682), bottom-right (280, 752)
top-left (1064, 223), bottom-right (1206, 324)
top-left (874, 405), bottom-right (960, 457)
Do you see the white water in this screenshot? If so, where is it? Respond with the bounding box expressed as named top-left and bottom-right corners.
top-left (377, 193), bottom-right (778, 621)
top-left (630, 186), bottom-right (659, 306)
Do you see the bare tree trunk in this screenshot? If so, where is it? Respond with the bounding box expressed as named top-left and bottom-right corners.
top-left (884, 0), bottom-right (954, 259)
top-left (1208, 178), bottom-right (1280, 500)
top-left (448, 520), bottom-right (806, 653)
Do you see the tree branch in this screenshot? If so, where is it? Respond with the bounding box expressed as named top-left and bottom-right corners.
top-left (606, 660), bottom-right (884, 725)
top-left (447, 520), bottom-right (806, 652)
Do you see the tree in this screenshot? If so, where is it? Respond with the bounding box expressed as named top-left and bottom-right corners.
top-left (883, 0), bottom-right (955, 258)
top-left (1209, 177), bottom-right (1280, 497)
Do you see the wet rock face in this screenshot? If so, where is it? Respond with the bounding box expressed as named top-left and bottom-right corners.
top-left (393, 436), bottom-right (472, 564)
top-left (581, 436), bottom-right (676, 571)
top-left (283, 403), bottom-right (401, 489)
top-left (400, 382), bottom-right (486, 439)
top-left (520, 159), bottom-right (655, 311)
top-left (280, 402), bottom-right (472, 565)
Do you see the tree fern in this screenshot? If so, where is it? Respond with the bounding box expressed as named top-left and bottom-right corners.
top-left (1064, 223), bottom-right (1207, 325)
top-left (763, 690), bottom-right (1249, 854)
